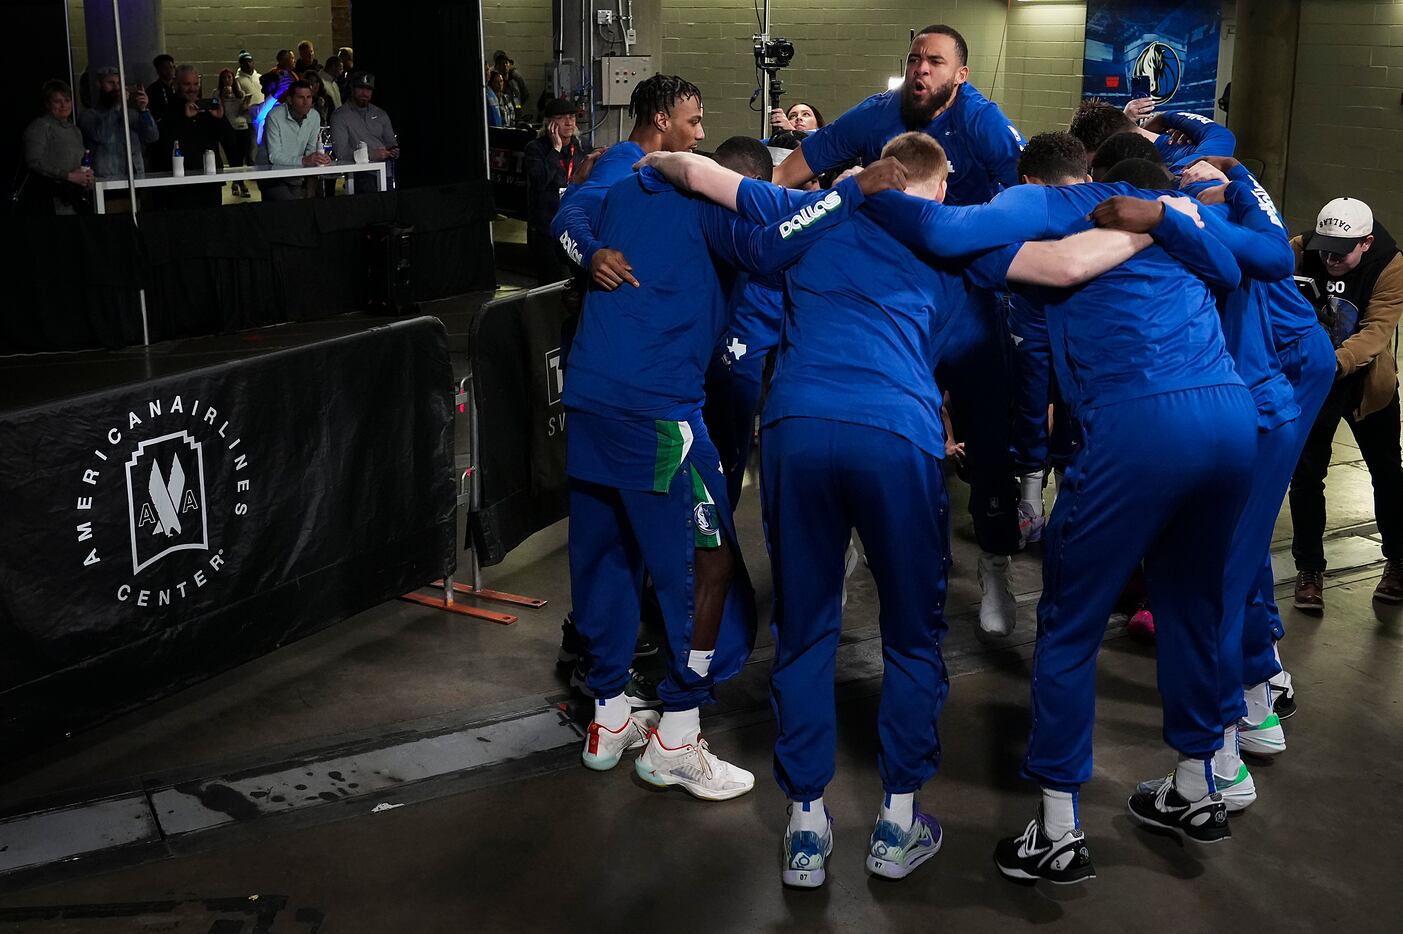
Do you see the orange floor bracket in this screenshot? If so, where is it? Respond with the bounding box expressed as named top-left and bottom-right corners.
top-left (399, 589), bottom-right (518, 625)
top-left (429, 580), bottom-right (547, 609)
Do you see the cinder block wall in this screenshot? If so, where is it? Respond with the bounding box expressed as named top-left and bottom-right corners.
top-left (997, 1), bottom-right (1086, 138)
top-left (483, 0), bottom-right (554, 106)
top-left (68, 0), bottom-right (335, 90)
top-left (1283, 0), bottom-right (1403, 234)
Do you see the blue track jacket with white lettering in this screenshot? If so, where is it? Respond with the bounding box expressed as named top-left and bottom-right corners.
top-left (550, 140), bottom-right (645, 273)
top-left (1155, 111), bottom-right (1236, 176)
top-left (564, 170), bottom-right (865, 492)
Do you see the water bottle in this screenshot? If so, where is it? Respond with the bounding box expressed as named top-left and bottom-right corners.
top-left (385, 156), bottom-right (397, 191)
top-left (172, 140), bottom-right (184, 178)
top-left (81, 149), bottom-right (92, 169)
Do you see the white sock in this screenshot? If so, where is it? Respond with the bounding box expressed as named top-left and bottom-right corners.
top-left (1213, 724), bottom-right (1243, 778)
top-left (1040, 788), bottom-right (1078, 837)
top-left (686, 649), bottom-right (714, 677)
top-left (1243, 680), bottom-right (1273, 727)
top-left (881, 791), bottom-right (915, 831)
top-left (790, 797), bottom-right (827, 834)
top-left (657, 707), bottom-right (700, 747)
top-left (1175, 756), bottom-right (1215, 800)
top-left (594, 693), bottom-right (629, 730)
top-left (1020, 469), bottom-right (1045, 505)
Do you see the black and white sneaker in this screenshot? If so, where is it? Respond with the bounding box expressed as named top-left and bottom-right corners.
top-left (994, 814), bottom-right (1096, 885)
top-left (1127, 779), bottom-right (1231, 843)
top-left (1269, 668), bottom-right (1296, 720)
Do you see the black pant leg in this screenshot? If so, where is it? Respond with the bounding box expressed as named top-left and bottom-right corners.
top-left (1345, 388), bottom-right (1403, 560)
top-left (1289, 377), bottom-right (1353, 571)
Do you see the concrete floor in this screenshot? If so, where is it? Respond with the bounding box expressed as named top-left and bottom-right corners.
top-left (1, 280), bottom-right (1400, 931)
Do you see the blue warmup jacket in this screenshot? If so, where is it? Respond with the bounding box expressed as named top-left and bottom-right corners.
top-left (1155, 111), bottom-right (1236, 176)
top-left (565, 170), bottom-right (867, 492)
top-left (799, 82), bottom-right (1024, 206)
top-left (736, 181), bottom-right (989, 459)
top-left (550, 140), bottom-right (645, 272)
top-left (863, 182), bottom-right (1243, 414)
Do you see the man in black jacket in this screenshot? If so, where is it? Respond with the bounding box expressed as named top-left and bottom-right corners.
top-left (523, 98), bottom-right (583, 284)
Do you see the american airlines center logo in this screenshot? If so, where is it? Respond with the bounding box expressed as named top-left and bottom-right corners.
top-left (75, 394), bottom-right (252, 608)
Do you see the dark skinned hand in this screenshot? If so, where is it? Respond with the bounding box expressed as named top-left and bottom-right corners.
top-left (855, 157), bottom-right (908, 197)
top-left (1090, 195), bottom-right (1166, 233)
top-left (590, 247), bottom-right (639, 290)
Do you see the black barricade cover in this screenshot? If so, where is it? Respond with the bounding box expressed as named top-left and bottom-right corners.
top-left (488, 127), bottom-right (534, 221)
top-left (0, 180), bottom-right (496, 354)
top-left (468, 286), bottom-right (571, 565)
top-left (0, 317), bottom-right (456, 749)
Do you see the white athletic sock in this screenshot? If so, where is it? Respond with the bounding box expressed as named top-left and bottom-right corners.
top-left (1020, 469), bottom-right (1045, 505)
top-left (1243, 680), bottom-right (1273, 727)
top-left (790, 797), bottom-right (827, 834)
top-left (594, 693), bottom-right (630, 731)
top-left (1040, 788), bottom-right (1078, 838)
top-left (881, 792), bottom-right (915, 831)
top-left (686, 649), bottom-right (714, 677)
top-left (657, 707), bottom-right (701, 748)
top-left (1213, 724), bottom-right (1243, 777)
top-left (1175, 756), bottom-right (1215, 800)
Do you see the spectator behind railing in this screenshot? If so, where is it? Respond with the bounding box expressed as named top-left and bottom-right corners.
top-left (153, 65), bottom-right (233, 207)
top-left (77, 66), bottom-right (158, 180)
top-left (486, 72), bottom-right (506, 128)
top-left (336, 47), bottom-right (355, 101)
top-left (146, 53), bottom-right (178, 118)
top-left (295, 40), bottom-right (321, 77)
top-left (257, 80), bottom-right (330, 201)
top-left (21, 79), bottom-right (91, 214)
top-left (304, 69), bottom-right (337, 126)
top-left (319, 60), bottom-right (344, 109)
top-left (230, 51), bottom-right (265, 196)
top-left (330, 72), bottom-right (398, 193)
top-left (255, 58), bottom-right (294, 146)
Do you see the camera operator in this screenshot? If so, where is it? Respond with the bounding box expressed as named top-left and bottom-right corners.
top-left (1288, 197), bottom-right (1403, 609)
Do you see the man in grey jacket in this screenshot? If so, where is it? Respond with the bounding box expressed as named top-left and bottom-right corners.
top-left (78, 66), bottom-right (159, 179)
top-left (330, 72), bottom-right (398, 192)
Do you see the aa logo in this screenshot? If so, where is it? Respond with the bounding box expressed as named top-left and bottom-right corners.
top-left (1133, 41), bottom-right (1183, 106)
top-left (125, 430), bottom-right (210, 574)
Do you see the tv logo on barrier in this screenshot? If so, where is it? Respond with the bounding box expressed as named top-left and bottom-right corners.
top-left (545, 348), bottom-right (564, 406)
top-left (125, 431), bottom-right (210, 574)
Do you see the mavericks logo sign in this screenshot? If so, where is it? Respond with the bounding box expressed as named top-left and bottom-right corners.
top-left (75, 394), bottom-right (252, 609)
top-left (1133, 41), bottom-right (1183, 106)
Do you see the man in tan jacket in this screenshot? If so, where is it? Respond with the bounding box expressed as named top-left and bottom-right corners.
top-left (1288, 197), bottom-right (1403, 610)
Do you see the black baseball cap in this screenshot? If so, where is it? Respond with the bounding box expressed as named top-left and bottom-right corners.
top-left (543, 98), bottom-right (578, 118)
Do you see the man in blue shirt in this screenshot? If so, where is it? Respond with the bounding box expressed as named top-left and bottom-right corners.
top-left (775, 23), bottom-right (1030, 636)
top-left (863, 165), bottom-right (1257, 881)
top-left (569, 155), bottom-right (900, 802)
top-left (642, 134), bottom-right (1162, 888)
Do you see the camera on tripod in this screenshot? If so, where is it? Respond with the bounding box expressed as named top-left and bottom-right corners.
top-left (753, 36), bottom-right (795, 71)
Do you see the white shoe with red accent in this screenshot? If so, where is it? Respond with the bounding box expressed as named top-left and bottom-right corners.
top-left (581, 710), bottom-right (660, 771)
top-left (634, 731), bottom-right (755, 800)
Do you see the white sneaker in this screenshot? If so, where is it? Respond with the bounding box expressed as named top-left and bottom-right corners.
top-left (1269, 667), bottom-right (1296, 719)
top-left (581, 710), bottom-right (660, 771)
top-left (1018, 499), bottom-right (1044, 548)
top-left (978, 552), bottom-right (1017, 637)
top-left (1238, 713), bottom-right (1286, 756)
top-left (634, 731), bottom-right (755, 800)
top-left (1136, 763), bottom-right (1257, 813)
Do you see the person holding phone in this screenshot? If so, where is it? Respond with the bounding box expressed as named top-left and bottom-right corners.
top-left (77, 66), bottom-right (158, 181)
top-left (1124, 74), bottom-right (1155, 123)
top-left (154, 65), bottom-right (232, 206)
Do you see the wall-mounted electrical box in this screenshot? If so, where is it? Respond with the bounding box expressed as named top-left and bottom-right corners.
top-left (598, 55), bottom-right (653, 106)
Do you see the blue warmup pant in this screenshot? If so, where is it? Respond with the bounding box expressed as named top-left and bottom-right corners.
top-left (703, 355), bottom-right (765, 514)
top-left (568, 430), bottom-right (757, 712)
top-left (1218, 419), bottom-right (1298, 726)
top-left (1024, 386), bottom-right (1257, 790)
top-left (1242, 327), bottom-right (1337, 685)
top-left (762, 417), bottom-right (951, 802)
top-left (936, 295), bottom-right (1021, 555)
top-left (1008, 295), bottom-right (1079, 474)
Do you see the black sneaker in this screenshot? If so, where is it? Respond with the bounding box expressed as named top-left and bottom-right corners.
top-left (1127, 779), bottom-right (1231, 843)
top-left (568, 665), bottom-right (661, 709)
top-left (994, 814), bottom-right (1096, 885)
top-left (557, 613), bottom-right (660, 665)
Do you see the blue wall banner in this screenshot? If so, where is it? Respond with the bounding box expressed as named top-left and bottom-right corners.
top-left (1083, 1), bottom-right (1222, 116)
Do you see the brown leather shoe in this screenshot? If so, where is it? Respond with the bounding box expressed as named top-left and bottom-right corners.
top-left (1293, 570), bottom-right (1324, 611)
top-left (1374, 559), bottom-right (1403, 604)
